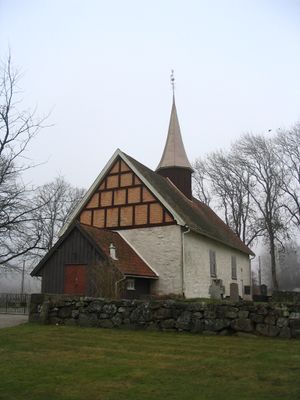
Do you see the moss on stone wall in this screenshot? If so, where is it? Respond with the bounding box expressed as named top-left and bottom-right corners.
top-left (29, 294), bottom-right (300, 339)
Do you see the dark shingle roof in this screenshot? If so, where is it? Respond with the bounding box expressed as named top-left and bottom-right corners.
top-left (124, 152), bottom-right (254, 256)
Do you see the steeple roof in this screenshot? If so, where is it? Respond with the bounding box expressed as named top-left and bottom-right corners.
top-left (156, 96), bottom-right (193, 171)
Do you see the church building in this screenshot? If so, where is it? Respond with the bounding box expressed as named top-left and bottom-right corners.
top-left (31, 93), bottom-right (253, 300)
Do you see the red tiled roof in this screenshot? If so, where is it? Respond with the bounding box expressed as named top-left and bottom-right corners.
top-left (80, 224), bottom-right (158, 278)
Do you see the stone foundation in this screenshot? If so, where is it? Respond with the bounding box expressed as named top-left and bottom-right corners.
top-left (29, 294), bottom-right (300, 339)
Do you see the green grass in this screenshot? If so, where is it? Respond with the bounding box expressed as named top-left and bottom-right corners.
top-left (0, 324), bottom-right (300, 400)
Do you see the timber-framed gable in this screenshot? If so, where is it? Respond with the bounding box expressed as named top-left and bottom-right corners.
top-left (79, 156), bottom-right (175, 230)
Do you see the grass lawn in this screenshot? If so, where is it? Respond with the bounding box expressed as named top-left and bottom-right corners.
top-left (0, 324), bottom-right (299, 400)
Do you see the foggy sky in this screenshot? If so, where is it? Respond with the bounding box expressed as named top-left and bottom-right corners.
top-left (1, 0), bottom-right (300, 189)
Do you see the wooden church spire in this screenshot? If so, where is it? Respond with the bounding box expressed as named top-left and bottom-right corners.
top-left (156, 95), bottom-right (193, 171)
top-left (156, 72), bottom-right (193, 199)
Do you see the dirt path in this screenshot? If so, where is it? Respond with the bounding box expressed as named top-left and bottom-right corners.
top-left (0, 314), bottom-right (28, 329)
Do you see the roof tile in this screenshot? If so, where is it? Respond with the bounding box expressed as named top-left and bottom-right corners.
top-left (80, 224), bottom-right (158, 278)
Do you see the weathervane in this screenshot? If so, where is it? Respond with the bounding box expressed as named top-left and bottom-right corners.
top-left (170, 69), bottom-right (175, 95)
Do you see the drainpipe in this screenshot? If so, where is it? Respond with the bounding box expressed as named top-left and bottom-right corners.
top-left (249, 254), bottom-right (256, 299)
top-left (181, 226), bottom-right (190, 298)
top-left (241, 267), bottom-right (244, 298)
top-left (115, 275), bottom-right (126, 299)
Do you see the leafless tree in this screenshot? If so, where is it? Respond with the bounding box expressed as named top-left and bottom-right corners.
top-left (0, 54), bottom-right (48, 268)
top-left (194, 133), bottom-right (289, 290)
top-left (192, 158), bottom-right (212, 206)
top-left (276, 124), bottom-right (300, 227)
top-left (33, 176), bottom-right (85, 254)
top-left (234, 134), bottom-right (287, 290)
top-left (193, 151), bottom-right (260, 247)
top-left (89, 260), bottom-right (125, 299)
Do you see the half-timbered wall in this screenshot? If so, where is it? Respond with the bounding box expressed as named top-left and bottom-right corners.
top-left (79, 158), bottom-right (175, 230)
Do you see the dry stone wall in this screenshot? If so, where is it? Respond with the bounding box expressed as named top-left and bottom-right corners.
top-left (272, 291), bottom-right (300, 304)
top-left (29, 294), bottom-right (300, 339)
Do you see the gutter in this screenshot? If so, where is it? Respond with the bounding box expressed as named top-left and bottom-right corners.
top-left (125, 274), bottom-right (158, 280)
top-left (181, 225), bottom-right (190, 298)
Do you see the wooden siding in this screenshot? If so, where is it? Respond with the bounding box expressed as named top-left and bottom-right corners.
top-left (40, 227), bottom-right (154, 299)
top-left (41, 228), bottom-right (103, 294)
top-left (157, 167), bottom-right (192, 199)
top-left (79, 157), bottom-right (176, 230)
top-left (125, 278), bottom-right (151, 299)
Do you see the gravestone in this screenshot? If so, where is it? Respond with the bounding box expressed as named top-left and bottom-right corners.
top-left (230, 283), bottom-right (239, 302)
top-left (209, 279), bottom-right (225, 300)
top-left (260, 284), bottom-right (268, 296)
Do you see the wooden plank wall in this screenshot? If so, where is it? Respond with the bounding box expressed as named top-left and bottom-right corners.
top-left (79, 158), bottom-right (175, 230)
top-left (41, 228), bottom-right (102, 294)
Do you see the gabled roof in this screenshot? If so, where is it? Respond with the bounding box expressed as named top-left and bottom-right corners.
top-left (31, 222), bottom-right (101, 276)
top-left (59, 149), bottom-right (186, 235)
top-left (156, 96), bottom-right (193, 171)
top-left (31, 222), bottom-right (158, 278)
top-left (60, 149), bottom-right (253, 256)
top-left (80, 224), bottom-right (158, 278)
top-left (124, 153), bottom-right (254, 256)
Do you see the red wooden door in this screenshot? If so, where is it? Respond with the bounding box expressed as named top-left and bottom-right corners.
top-left (64, 265), bottom-right (86, 295)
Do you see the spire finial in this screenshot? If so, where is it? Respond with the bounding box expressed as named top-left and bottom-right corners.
top-left (170, 69), bottom-right (175, 96)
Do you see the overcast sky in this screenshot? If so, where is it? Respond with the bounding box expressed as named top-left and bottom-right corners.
top-left (1, 0), bottom-right (300, 189)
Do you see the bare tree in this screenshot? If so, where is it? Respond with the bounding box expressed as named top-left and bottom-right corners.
top-left (0, 54), bottom-right (48, 268)
top-left (192, 158), bottom-right (212, 206)
top-left (194, 133), bottom-right (288, 290)
top-left (276, 124), bottom-right (300, 227)
top-left (193, 151), bottom-right (260, 247)
top-left (234, 134), bottom-right (287, 290)
top-left (33, 176), bottom-right (85, 254)
top-left (89, 260), bottom-right (125, 299)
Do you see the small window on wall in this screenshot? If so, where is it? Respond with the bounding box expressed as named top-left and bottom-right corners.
top-left (209, 250), bottom-right (217, 277)
top-left (126, 278), bottom-right (135, 291)
top-left (231, 255), bottom-right (237, 279)
top-left (244, 285), bottom-right (251, 295)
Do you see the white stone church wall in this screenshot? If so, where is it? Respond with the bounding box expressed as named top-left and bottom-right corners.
top-left (184, 231), bottom-right (251, 299)
top-left (119, 226), bottom-right (251, 299)
top-left (118, 225), bottom-right (183, 296)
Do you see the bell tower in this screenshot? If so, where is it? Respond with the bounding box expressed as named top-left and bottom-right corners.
top-left (156, 72), bottom-right (193, 199)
